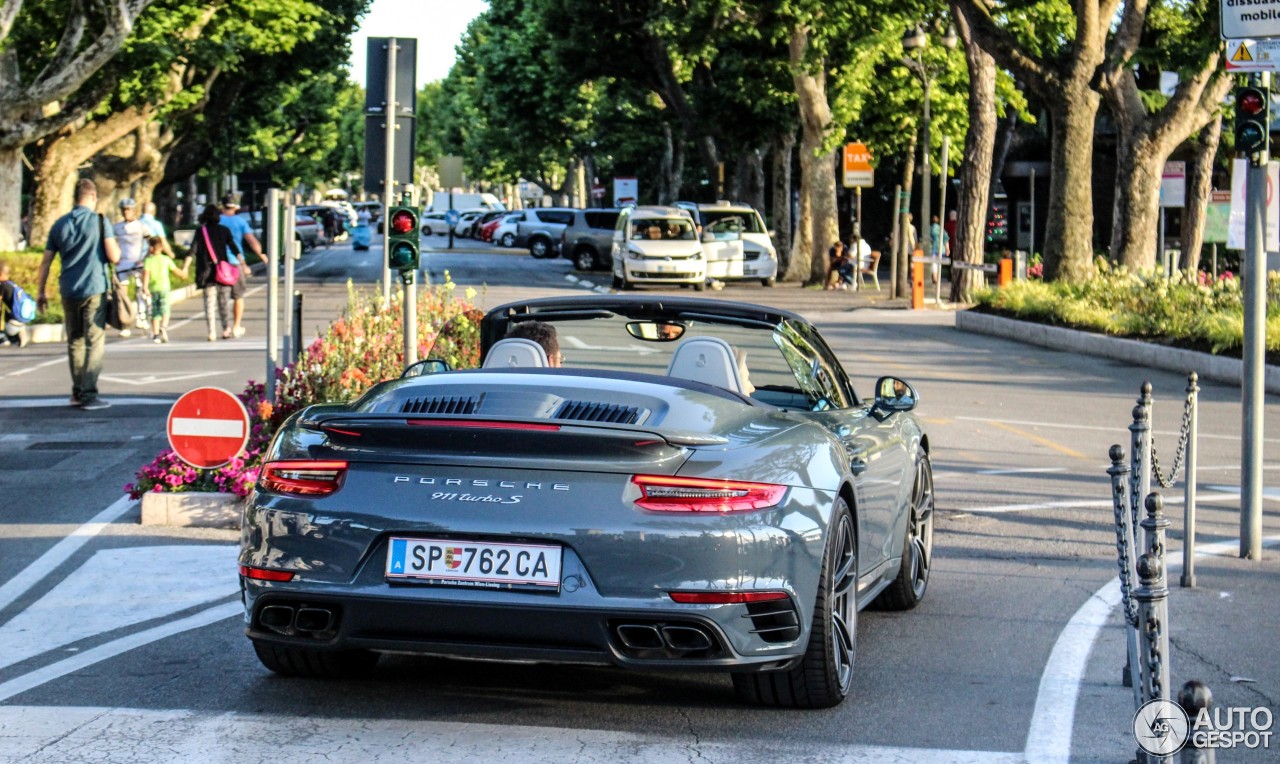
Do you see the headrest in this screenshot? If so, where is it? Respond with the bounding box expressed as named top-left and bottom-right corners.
top-left (665, 337), bottom-right (744, 394)
top-left (482, 338), bottom-right (549, 368)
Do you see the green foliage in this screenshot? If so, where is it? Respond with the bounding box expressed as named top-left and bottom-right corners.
top-left (975, 260), bottom-right (1280, 354)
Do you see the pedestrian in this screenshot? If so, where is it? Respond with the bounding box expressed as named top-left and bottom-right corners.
top-left (0, 260), bottom-right (34, 347)
top-left (143, 235), bottom-right (187, 344)
top-left (191, 203), bottom-right (241, 342)
top-left (35, 178), bottom-right (121, 410)
top-left (825, 240), bottom-right (854, 290)
top-left (139, 201), bottom-right (176, 258)
top-left (929, 214), bottom-right (948, 284)
top-left (944, 210), bottom-right (958, 251)
top-left (218, 193), bottom-right (259, 338)
top-left (113, 198), bottom-right (150, 336)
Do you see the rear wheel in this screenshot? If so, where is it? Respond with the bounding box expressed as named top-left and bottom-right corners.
top-left (874, 453), bottom-right (934, 610)
top-left (252, 641), bottom-right (379, 679)
top-left (500, 232), bottom-right (515, 247)
top-left (733, 498), bottom-right (856, 708)
top-left (573, 247), bottom-right (597, 271)
top-left (529, 237), bottom-right (553, 258)
top-left (693, 281), bottom-right (706, 292)
top-left (611, 274), bottom-right (623, 289)
top-left (761, 277), bottom-right (776, 287)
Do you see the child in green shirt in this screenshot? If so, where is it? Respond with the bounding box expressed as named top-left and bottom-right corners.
top-left (143, 236), bottom-right (187, 343)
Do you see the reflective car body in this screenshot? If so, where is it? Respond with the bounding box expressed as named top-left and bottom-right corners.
top-left (239, 296), bottom-right (933, 707)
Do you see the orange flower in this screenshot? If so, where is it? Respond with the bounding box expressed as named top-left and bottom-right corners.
top-left (257, 401), bottom-right (274, 420)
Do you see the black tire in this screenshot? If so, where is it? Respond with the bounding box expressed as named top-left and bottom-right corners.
top-left (733, 497), bottom-right (856, 708)
top-left (529, 237), bottom-right (553, 258)
top-left (693, 281), bottom-right (706, 292)
top-left (573, 247), bottom-right (597, 271)
top-left (761, 277), bottom-right (776, 287)
top-left (874, 453), bottom-right (934, 611)
top-left (501, 232), bottom-right (515, 247)
top-left (252, 641), bottom-right (379, 679)
top-left (612, 274), bottom-right (623, 289)
top-left (421, 225), bottom-right (433, 236)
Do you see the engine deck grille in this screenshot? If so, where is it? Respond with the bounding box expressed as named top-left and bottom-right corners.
top-left (400, 395), bottom-right (480, 415)
top-left (554, 401), bottom-right (642, 424)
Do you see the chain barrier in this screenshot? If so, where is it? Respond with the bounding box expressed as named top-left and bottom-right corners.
top-left (1150, 385), bottom-right (1196, 489)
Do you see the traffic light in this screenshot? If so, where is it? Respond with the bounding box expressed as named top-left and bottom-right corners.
top-left (1236, 85), bottom-right (1270, 165)
top-left (387, 205), bottom-right (419, 271)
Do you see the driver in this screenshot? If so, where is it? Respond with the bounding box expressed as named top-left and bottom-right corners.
top-left (646, 225), bottom-right (663, 241)
top-left (505, 320), bottom-right (562, 367)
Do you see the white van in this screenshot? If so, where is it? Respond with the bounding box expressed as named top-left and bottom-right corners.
top-left (427, 192), bottom-right (505, 213)
top-left (675, 201), bottom-right (778, 286)
top-left (610, 206), bottom-right (706, 291)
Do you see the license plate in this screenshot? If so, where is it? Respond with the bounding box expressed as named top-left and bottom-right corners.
top-left (386, 537), bottom-right (562, 589)
top-left (655, 264), bottom-right (673, 272)
top-left (743, 268), bottom-right (756, 275)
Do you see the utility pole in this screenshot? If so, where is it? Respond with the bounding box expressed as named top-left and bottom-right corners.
top-left (381, 39), bottom-right (397, 304)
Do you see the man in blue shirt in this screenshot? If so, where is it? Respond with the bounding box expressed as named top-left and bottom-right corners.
top-left (140, 201), bottom-right (175, 257)
top-left (35, 179), bottom-right (122, 410)
top-left (219, 193), bottom-right (259, 338)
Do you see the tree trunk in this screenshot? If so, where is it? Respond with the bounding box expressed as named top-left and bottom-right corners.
top-left (1109, 133), bottom-right (1164, 271)
top-left (771, 132), bottom-right (794, 270)
top-left (1043, 85), bottom-right (1099, 281)
top-left (0, 147), bottom-right (22, 249)
top-left (1181, 115), bottom-right (1222, 271)
top-left (786, 26), bottom-right (838, 285)
top-left (951, 1), bottom-right (997, 303)
top-left (990, 108), bottom-right (1018, 188)
top-left (744, 146), bottom-right (766, 215)
top-left (896, 132), bottom-right (917, 298)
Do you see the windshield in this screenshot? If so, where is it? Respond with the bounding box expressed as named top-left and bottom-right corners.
top-left (632, 218), bottom-right (696, 241)
top-left (700, 209), bottom-right (766, 234)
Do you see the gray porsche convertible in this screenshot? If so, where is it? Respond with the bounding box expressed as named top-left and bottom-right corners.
top-left (239, 295), bottom-right (933, 708)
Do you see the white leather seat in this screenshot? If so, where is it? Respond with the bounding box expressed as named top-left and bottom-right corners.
top-left (482, 338), bottom-right (549, 368)
top-left (665, 337), bottom-right (745, 394)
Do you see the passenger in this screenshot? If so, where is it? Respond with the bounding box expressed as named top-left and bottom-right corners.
top-left (734, 348), bottom-right (756, 396)
top-left (505, 320), bottom-right (562, 367)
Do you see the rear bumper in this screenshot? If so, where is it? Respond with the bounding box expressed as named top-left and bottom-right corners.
top-left (243, 588), bottom-right (803, 672)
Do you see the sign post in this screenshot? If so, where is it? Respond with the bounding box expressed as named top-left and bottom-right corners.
top-left (167, 387), bottom-right (251, 469)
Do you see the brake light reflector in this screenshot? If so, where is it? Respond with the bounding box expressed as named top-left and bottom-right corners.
top-left (669, 591), bottom-right (789, 604)
top-left (238, 565), bottom-right (295, 582)
top-left (260, 460), bottom-right (348, 496)
top-left (632, 475), bottom-right (786, 513)
top-left (407, 419), bottom-right (561, 431)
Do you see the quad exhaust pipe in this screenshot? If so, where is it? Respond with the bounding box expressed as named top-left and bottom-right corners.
top-left (614, 623), bottom-right (714, 653)
top-left (257, 604), bottom-right (337, 636)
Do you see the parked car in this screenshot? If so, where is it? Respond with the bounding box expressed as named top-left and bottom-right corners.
top-left (240, 294), bottom-right (932, 709)
top-left (675, 201), bottom-right (778, 287)
top-left (492, 213), bottom-right (523, 247)
top-left (560, 208), bottom-right (622, 271)
top-left (478, 213), bottom-right (506, 243)
top-left (234, 209), bottom-right (319, 253)
top-left (420, 211), bottom-right (450, 235)
top-left (454, 210), bottom-right (488, 238)
top-left (516, 208), bottom-right (575, 258)
top-left (472, 211), bottom-right (508, 242)
top-left (610, 206), bottom-right (705, 290)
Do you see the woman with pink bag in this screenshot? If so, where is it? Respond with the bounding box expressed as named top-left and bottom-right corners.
top-left (188, 204), bottom-right (242, 342)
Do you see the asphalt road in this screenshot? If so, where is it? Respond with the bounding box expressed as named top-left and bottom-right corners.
top-left (0, 237), bottom-right (1276, 762)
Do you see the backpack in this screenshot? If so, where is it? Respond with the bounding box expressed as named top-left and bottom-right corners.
top-left (4, 282), bottom-right (36, 323)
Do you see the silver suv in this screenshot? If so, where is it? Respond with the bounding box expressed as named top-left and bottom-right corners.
top-left (560, 208), bottom-right (622, 270)
top-left (512, 208), bottom-right (575, 258)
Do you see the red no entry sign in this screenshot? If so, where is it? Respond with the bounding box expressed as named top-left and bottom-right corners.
top-left (167, 387), bottom-right (251, 469)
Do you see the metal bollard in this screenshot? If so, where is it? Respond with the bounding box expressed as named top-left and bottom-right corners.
top-left (1136, 492), bottom-right (1172, 705)
top-left (1179, 680), bottom-right (1214, 764)
top-left (1109, 445), bottom-right (1144, 705)
top-left (1133, 383), bottom-right (1154, 541)
top-left (1182, 373), bottom-right (1200, 588)
top-left (292, 291), bottom-right (304, 363)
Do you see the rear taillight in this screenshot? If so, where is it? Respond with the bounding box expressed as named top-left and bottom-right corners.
top-left (260, 460), bottom-right (348, 496)
top-left (632, 475), bottom-right (786, 513)
top-left (238, 565), bottom-right (295, 582)
top-left (407, 419), bottom-right (561, 431)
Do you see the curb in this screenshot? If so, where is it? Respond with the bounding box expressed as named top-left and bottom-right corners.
top-left (139, 490), bottom-right (242, 529)
top-left (30, 283), bottom-right (201, 344)
top-left (955, 311), bottom-right (1280, 394)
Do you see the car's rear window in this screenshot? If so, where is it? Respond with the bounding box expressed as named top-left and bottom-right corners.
top-left (536, 210), bottom-right (574, 225)
top-left (584, 211), bottom-right (619, 229)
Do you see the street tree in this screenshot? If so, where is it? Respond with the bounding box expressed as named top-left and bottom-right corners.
top-left (1099, 0), bottom-right (1228, 271)
top-left (0, 0), bottom-right (159, 249)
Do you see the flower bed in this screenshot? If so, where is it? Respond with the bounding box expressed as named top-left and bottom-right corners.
top-left (1, 248), bottom-right (195, 325)
top-left (974, 260), bottom-right (1280, 359)
top-left (127, 276), bottom-right (481, 500)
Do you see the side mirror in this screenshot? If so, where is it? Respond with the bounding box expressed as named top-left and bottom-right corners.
top-left (873, 376), bottom-right (917, 413)
top-left (702, 231), bottom-right (716, 243)
top-left (402, 358), bottom-right (451, 378)
top-left (613, 230), bottom-right (624, 242)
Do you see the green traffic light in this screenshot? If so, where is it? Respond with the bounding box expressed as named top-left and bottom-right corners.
top-left (390, 241), bottom-right (418, 270)
top-left (1239, 122), bottom-right (1267, 153)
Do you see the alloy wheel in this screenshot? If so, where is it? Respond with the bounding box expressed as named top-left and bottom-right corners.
top-left (907, 459), bottom-right (934, 599)
top-left (830, 512), bottom-right (856, 692)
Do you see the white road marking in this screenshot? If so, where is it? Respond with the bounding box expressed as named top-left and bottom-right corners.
top-left (0, 703), bottom-right (1024, 763)
top-left (2, 357), bottom-right (62, 378)
top-left (1025, 536), bottom-right (1280, 764)
top-left (0, 546), bottom-right (235, 672)
top-left (953, 415), bottom-right (1279, 444)
top-left (0, 601), bottom-right (239, 705)
top-left (0, 496), bottom-right (135, 616)
top-left (961, 499), bottom-right (1116, 514)
top-left (170, 417), bottom-right (245, 438)
top-left (975, 467), bottom-right (1070, 476)
top-left (0, 397), bottom-right (173, 409)
top-left (98, 371), bottom-right (225, 386)
top-left (564, 274), bottom-right (579, 284)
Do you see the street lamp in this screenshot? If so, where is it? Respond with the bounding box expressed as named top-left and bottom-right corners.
top-left (902, 23), bottom-right (957, 264)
